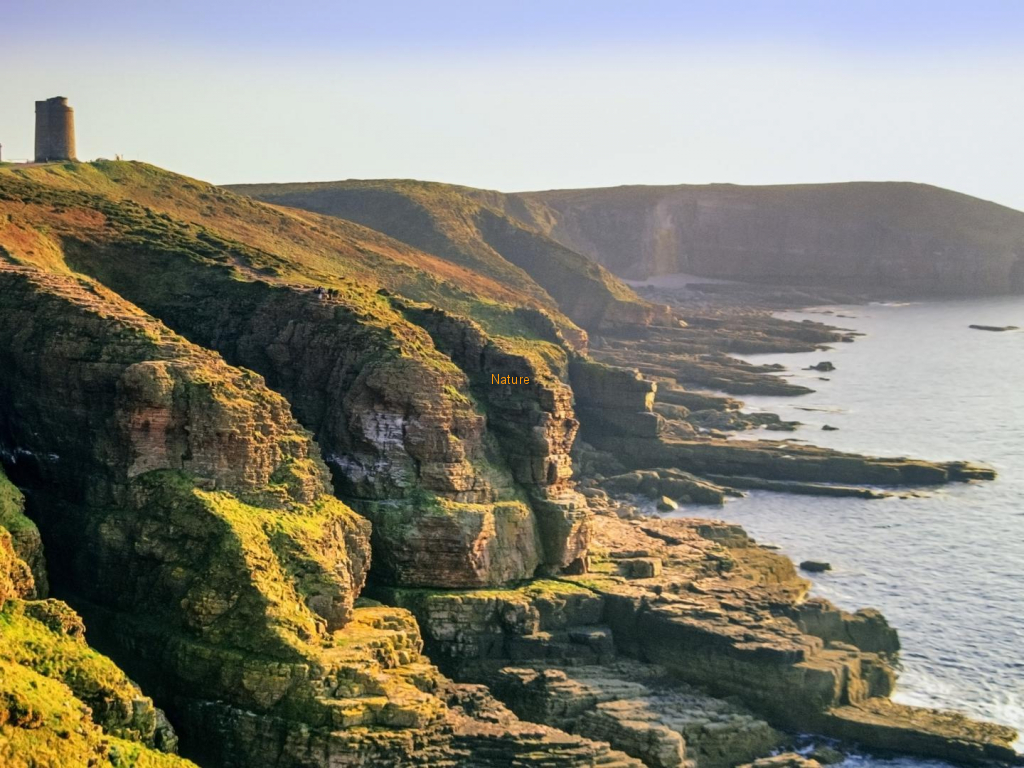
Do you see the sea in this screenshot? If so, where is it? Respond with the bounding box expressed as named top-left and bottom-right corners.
top-left (685, 297), bottom-right (1024, 766)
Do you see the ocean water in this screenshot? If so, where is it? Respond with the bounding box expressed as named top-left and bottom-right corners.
top-left (694, 297), bottom-right (1024, 764)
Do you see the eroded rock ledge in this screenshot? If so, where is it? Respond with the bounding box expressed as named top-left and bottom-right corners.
top-left (374, 511), bottom-right (1020, 767)
top-left (0, 265), bottom-right (635, 767)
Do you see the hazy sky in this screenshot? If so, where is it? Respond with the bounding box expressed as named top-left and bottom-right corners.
top-left (3, 1), bottom-right (1024, 209)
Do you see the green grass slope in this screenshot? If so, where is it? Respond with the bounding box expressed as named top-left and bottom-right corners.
top-left (0, 161), bottom-right (582, 345)
top-left (228, 179), bottom-right (672, 330)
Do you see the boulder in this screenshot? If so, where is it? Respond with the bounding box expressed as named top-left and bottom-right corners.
top-left (616, 557), bottom-right (663, 579)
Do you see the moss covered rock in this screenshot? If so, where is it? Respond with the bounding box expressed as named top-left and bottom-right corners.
top-left (0, 161), bottom-right (593, 589)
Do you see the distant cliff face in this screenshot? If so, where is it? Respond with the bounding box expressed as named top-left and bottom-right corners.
top-left (513, 183), bottom-right (1024, 297)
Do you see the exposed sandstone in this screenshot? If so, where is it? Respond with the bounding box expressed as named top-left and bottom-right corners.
top-left (600, 469), bottom-right (733, 506)
top-left (0, 160), bottom-right (593, 589)
top-left (0, 265), bottom-right (624, 767)
top-left (569, 358), bottom-right (664, 439)
top-left (3, 160), bottom-right (1017, 768)
top-left (0, 267), bottom-right (418, 763)
top-left (399, 303), bottom-right (591, 572)
top-left (494, 664), bottom-right (782, 768)
top-left (378, 510), bottom-right (1019, 766)
top-left (739, 754), bottom-right (822, 768)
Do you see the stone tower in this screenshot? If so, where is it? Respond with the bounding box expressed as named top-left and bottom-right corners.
top-left (35, 97), bottom-right (77, 162)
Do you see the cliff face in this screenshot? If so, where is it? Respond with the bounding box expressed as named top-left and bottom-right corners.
top-left (0, 264), bottom-right (375, 618)
top-left (0, 266), bottom-right (426, 764)
top-left (398, 303), bottom-right (590, 571)
top-left (0, 270), bottom-right (639, 768)
top-left (229, 179), bottom-right (673, 332)
top-left (3, 160), bottom-right (1018, 767)
top-left (513, 183), bottom-right (1024, 296)
top-left (0, 161), bottom-right (594, 590)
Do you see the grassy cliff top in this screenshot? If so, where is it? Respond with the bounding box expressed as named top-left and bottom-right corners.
top-left (228, 177), bottom-right (664, 331)
top-left (510, 181), bottom-right (1024, 293)
top-left (520, 180), bottom-right (1024, 246)
top-left (0, 161), bottom-right (580, 345)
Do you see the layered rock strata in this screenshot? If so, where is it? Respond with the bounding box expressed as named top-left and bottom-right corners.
top-left (493, 664), bottom-right (782, 768)
top-left (0, 265), bottom-right (628, 768)
top-left (569, 358), bottom-right (664, 439)
top-left (569, 350), bottom-right (991, 490)
top-left (76, 264), bottom-right (538, 589)
top-left (376, 511), bottom-right (1020, 766)
top-left (0, 160), bottom-right (594, 589)
top-left (0, 266), bottom-right (419, 765)
top-left (399, 303), bottom-right (591, 572)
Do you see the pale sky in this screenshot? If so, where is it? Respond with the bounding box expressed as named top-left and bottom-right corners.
top-left (3, 1), bottom-right (1024, 210)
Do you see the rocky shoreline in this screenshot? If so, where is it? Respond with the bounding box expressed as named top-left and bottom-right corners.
top-left (1, 161), bottom-right (1019, 767)
top-left (373, 510), bottom-right (1020, 767)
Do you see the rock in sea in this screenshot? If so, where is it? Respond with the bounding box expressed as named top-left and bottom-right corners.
top-left (968, 324), bottom-right (1019, 332)
top-left (800, 560), bottom-right (832, 573)
top-left (656, 495), bottom-right (679, 511)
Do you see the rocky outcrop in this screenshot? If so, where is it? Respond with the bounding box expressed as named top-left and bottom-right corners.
top-left (821, 700), bottom-right (1021, 765)
top-left (3, 160), bottom-right (1017, 768)
top-left (580, 515), bottom-right (1019, 765)
top-left (81, 261), bottom-right (579, 586)
top-left (371, 560), bottom-right (788, 767)
top-left (0, 266), bottom-right (418, 764)
top-left (0, 265), bottom-right (626, 767)
top-left (75, 262), bottom-right (537, 589)
top-left (493, 664), bottom-right (781, 768)
top-left (599, 469), bottom-right (734, 506)
top-left (514, 182), bottom-right (1024, 297)
top-left (567, 345), bottom-right (993, 491)
top-left (376, 509), bottom-right (1020, 766)
top-left (600, 435), bottom-right (995, 487)
top-left (591, 329), bottom-right (814, 397)
top-left (739, 755), bottom-right (822, 768)
top-left (442, 682), bottom-right (647, 767)
top-left (569, 358), bottom-right (663, 439)
top-left (0, 160), bottom-right (590, 589)
top-left (399, 303), bottom-right (592, 572)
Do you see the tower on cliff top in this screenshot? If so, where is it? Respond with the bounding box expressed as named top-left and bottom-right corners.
top-left (35, 97), bottom-right (76, 162)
